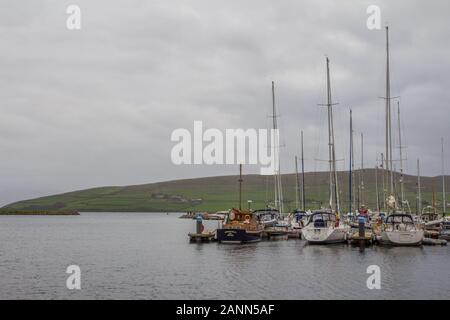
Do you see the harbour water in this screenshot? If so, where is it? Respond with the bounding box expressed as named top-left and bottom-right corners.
top-left (0, 212), bottom-right (448, 299)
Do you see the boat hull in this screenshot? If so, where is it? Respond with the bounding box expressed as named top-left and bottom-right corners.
top-left (260, 219), bottom-right (278, 228)
top-left (263, 227), bottom-right (289, 240)
top-left (378, 230), bottom-right (424, 246)
top-left (302, 226), bottom-right (348, 244)
top-left (216, 228), bottom-right (262, 244)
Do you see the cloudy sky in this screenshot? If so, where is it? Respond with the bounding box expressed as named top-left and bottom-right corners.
top-left (0, 0), bottom-right (449, 205)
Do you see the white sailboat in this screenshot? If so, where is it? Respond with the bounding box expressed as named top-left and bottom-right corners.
top-left (376, 26), bottom-right (423, 246)
top-left (378, 213), bottom-right (423, 245)
top-left (302, 57), bottom-right (349, 244)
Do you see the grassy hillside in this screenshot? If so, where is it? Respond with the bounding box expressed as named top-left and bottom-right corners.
top-left (4, 169), bottom-right (450, 213)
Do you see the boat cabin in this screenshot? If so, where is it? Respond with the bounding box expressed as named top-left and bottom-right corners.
top-left (420, 212), bottom-right (440, 223)
top-left (384, 214), bottom-right (418, 231)
top-left (222, 208), bottom-right (263, 232)
top-left (290, 210), bottom-right (308, 223)
top-left (225, 209), bottom-right (257, 224)
top-left (306, 211), bottom-right (337, 228)
top-left (253, 208), bottom-right (280, 224)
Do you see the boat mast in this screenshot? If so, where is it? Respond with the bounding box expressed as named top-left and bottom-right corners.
top-left (325, 57), bottom-right (340, 213)
top-left (433, 184), bottom-right (437, 214)
top-left (360, 132), bottom-right (365, 206)
top-left (381, 153), bottom-right (386, 211)
top-left (326, 59), bottom-right (333, 211)
top-left (442, 137), bottom-right (446, 216)
top-left (272, 82), bottom-right (278, 211)
top-left (271, 81), bottom-right (284, 214)
top-left (239, 164), bottom-right (243, 210)
top-left (385, 26), bottom-right (394, 199)
top-left (397, 101), bottom-right (405, 211)
top-left (301, 130), bottom-right (306, 211)
top-left (417, 159), bottom-right (422, 214)
top-left (295, 156), bottom-right (300, 209)
top-left (352, 117), bottom-right (356, 213)
top-left (349, 109), bottom-right (353, 214)
top-left (375, 164), bottom-right (380, 212)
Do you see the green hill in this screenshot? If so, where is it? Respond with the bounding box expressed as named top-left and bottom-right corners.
top-left (4, 169), bottom-right (449, 213)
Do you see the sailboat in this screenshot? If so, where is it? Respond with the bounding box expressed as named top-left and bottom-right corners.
top-left (267, 82), bottom-right (291, 237)
top-left (302, 57), bottom-right (349, 244)
top-left (251, 82), bottom-right (289, 239)
top-left (375, 26), bottom-right (423, 246)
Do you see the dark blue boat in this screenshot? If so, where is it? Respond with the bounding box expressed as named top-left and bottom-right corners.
top-left (216, 209), bottom-right (264, 244)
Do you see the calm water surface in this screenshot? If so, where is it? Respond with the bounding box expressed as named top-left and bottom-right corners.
top-left (0, 212), bottom-right (448, 299)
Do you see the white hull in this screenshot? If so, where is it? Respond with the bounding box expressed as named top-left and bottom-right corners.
top-left (302, 225), bottom-right (348, 244)
top-left (378, 230), bottom-right (424, 246)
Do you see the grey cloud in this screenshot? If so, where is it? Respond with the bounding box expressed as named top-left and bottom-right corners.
top-left (0, 0), bottom-right (449, 205)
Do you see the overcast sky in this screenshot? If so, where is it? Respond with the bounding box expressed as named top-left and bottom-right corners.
top-left (0, 0), bottom-right (449, 205)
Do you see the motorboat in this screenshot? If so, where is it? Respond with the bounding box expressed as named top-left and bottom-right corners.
top-left (216, 208), bottom-right (264, 244)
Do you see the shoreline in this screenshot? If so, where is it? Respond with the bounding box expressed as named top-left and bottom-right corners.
top-left (0, 210), bottom-right (80, 216)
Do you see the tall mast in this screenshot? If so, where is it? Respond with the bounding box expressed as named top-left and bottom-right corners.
top-left (271, 81), bottom-right (283, 214)
top-left (381, 153), bottom-right (386, 211)
top-left (349, 110), bottom-right (353, 214)
top-left (239, 164), bottom-right (243, 210)
top-left (360, 132), bottom-right (364, 206)
top-left (433, 184), bottom-right (437, 214)
top-left (417, 159), bottom-right (422, 214)
top-left (295, 156), bottom-right (300, 209)
top-left (326, 58), bottom-right (333, 210)
top-left (351, 115), bottom-right (356, 212)
top-left (325, 57), bottom-right (339, 213)
top-left (397, 101), bottom-right (405, 211)
top-left (375, 164), bottom-right (380, 212)
top-left (442, 137), bottom-right (446, 216)
top-left (385, 26), bottom-right (394, 197)
top-left (301, 130), bottom-right (306, 211)
top-left (271, 82), bottom-right (278, 210)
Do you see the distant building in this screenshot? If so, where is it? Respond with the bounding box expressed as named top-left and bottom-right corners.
top-left (190, 198), bottom-right (203, 205)
top-left (151, 193), bottom-right (167, 199)
top-left (170, 195), bottom-right (188, 203)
